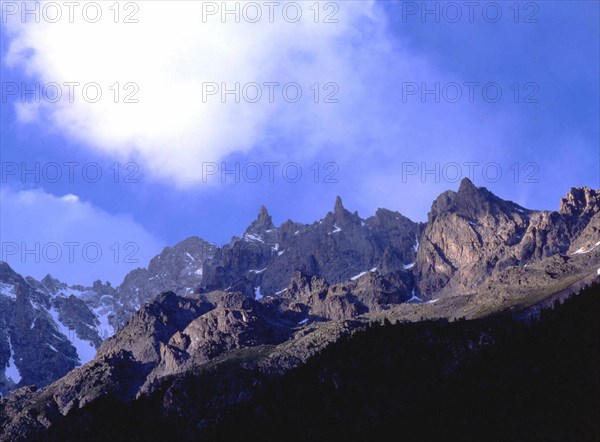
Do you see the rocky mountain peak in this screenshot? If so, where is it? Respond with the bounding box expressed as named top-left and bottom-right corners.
top-left (330, 195), bottom-right (361, 228)
top-left (245, 205), bottom-right (275, 234)
top-left (429, 178), bottom-right (500, 222)
top-left (2, 179), bottom-right (600, 437)
top-left (334, 195), bottom-right (344, 215)
top-left (416, 179), bottom-right (600, 298)
top-left (454, 177), bottom-right (495, 213)
top-left (457, 176), bottom-right (477, 193)
top-left (258, 205), bottom-right (271, 223)
top-left (40, 274), bottom-right (65, 294)
top-left (41, 274), bottom-right (58, 286)
top-left (559, 187), bottom-right (600, 217)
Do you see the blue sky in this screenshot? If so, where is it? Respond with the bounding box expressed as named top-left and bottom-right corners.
top-left (0, 0), bottom-right (598, 285)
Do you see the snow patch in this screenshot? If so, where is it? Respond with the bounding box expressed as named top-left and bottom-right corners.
top-left (572, 241), bottom-right (600, 255)
top-left (351, 271), bottom-right (368, 281)
top-left (403, 263), bottom-right (415, 270)
top-left (93, 306), bottom-right (113, 340)
top-left (55, 286), bottom-right (89, 298)
top-left (5, 337), bottom-right (21, 384)
top-left (185, 252), bottom-right (195, 261)
top-left (49, 307), bottom-right (98, 365)
top-left (254, 286), bottom-right (262, 300)
top-left (298, 318), bottom-right (309, 325)
top-left (275, 288), bottom-right (287, 295)
top-left (248, 267), bottom-right (267, 274)
top-left (405, 288), bottom-right (423, 303)
top-left (329, 224), bottom-right (342, 234)
top-left (278, 250), bottom-right (284, 256)
top-left (195, 268), bottom-right (203, 276)
top-left (350, 268), bottom-right (376, 281)
top-left (0, 283), bottom-right (16, 299)
top-left (414, 234), bottom-right (420, 253)
top-left (71, 332), bottom-right (97, 366)
top-left (244, 233), bottom-right (264, 243)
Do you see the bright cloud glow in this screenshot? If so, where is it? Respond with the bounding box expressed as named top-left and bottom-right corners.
top-left (3, 0), bottom-right (408, 187)
top-left (3, 0), bottom-right (590, 228)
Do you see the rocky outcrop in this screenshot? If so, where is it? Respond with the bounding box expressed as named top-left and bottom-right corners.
top-left (0, 264), bottom-right (77, 396)
top-left (201, 219), bottom-right (277, 297)
top-left (2, 251), bottom-right (598, 441)
top-left (261, 198), bottom-right (419, 295)
top-left (414, 178), bottom-right (599, 298)
top-left (272, 269), bottom-right (412, 322)
top-left (559, 187), bottom-right (600, 218)
top-left (113, 236), bottom-right (217, 329)
top-left (568, 212), bottom-right (600, 254)
top-left (0, 263), bottom-right (116, 396)
top-left (201, 198), bottom-right (420, 299)
top-left (2, 179), bottom-right (598, 412)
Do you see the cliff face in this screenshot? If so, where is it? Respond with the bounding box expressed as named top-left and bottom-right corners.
top-left (1, 180), bottom-right (599, 441)
top-left (414, 179), bottom-right (599, 298)
top-left (201, 197), bottom-right (420, 298)
top-left (0, 263), bottom-right (115, 397)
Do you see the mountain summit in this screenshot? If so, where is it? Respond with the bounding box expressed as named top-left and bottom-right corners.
top-left (1, 181), bottom-right (599, 439)
top-left (245, 205), bottom-right (275, 234)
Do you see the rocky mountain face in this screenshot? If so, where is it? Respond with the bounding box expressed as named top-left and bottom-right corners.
top-left (414, 180), bottom-right (600, 298)
top-left (201, 197), bottom-right (420, 298)
top-left (1, 179), bottom-right (599, 440)
top-left (1, 245), bottom-right (598, 441)
top-left (1, 191), bottom-right (420, 386)
top-left (0, 264), bottom-right (116, 397)
top-left (112, 236), bottom-right (217, 329)
top-left (113, 198), bottom-right (419, 326)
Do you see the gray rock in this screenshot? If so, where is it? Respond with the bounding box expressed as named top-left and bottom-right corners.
top-left (414, 178), bottom-right (599, 298)
top-left (1, 178), bottom-right (598, 435)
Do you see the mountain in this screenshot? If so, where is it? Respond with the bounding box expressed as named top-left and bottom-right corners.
top-left (201, 197), bottom-right (420, 298)
top-left (1, 179), bottom-right (599, 440)
top-left (0, 235), bottom-right (220, 395)
top-left (99, 195), bottom-right (420, 330)
top-left (54, 179), bottom-right (597, 335)
top-left (0, 193), bottom-right (421, 392)
top-left (111, 237), bottom-right (217, 329)
top-left (17, 282), bottom-right (596, 442)
top-left (0, 265), bottom-right (116, 396)
top-left (416, 180), bottom-right (600, 298)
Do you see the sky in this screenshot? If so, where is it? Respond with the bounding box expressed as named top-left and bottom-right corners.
top-left (0, 0), bottom-right (598, 285)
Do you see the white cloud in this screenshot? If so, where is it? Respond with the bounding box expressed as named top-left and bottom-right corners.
top-left (61, 193), bottom-right (79, 202)
top-left (0, 186), bottom-right (164, 285)
top-left (3, 0), bottom-right (403, 187)
top-left (2, 0), bottom-right (526, 216)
